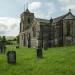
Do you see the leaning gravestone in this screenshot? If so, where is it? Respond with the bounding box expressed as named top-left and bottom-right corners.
top-left (7, 51), bottom-right (16, 64)
top-left (36, 47), bottom-right (43, 58)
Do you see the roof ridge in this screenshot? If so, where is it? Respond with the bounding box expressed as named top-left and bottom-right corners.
top-left (35, 18), bottom-right (49, 23)
top-left (53, 12), bottom-right (75, 23)
top-left (35, 18), bottom-right (49, 21)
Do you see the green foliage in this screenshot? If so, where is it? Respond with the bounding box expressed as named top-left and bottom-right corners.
top-left (0, 45), bottom-right (75, 75)
top-left (2, 36), bottom-right (6, 43)
top-left (0, 36), bottom-right (5, 41)
top-left (16, 35), bottom-right (19, 44)
top-left (0, 36), bottom-right (2, 41)
top-left (6, 40), bottom-right (13, 45)
top-left (13, 35), bottom-right (19, 44)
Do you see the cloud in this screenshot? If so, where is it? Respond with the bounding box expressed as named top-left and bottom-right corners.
top-left (29, 2), bottom-right (56, 19)
top-left (16, 0), bottom-right (57, 18)
top-left (29, 2), bottom-right (42, 10)
top-left (0, 17), bottom-right (20, 36)
top-left (2, 0), bottom-right (75, 36)
top-left (58, 0), bottom-right (75, 13)
top-left (58, 0), bottom-right (75, 6)
top-left (10, 23), bottom-right (18, 30)
top-left (0, 1), bottom-right (56, 36)
top-left (16, 0), bottom-right (75, 18)
top-left (16, 0), bottom-right (35, 2)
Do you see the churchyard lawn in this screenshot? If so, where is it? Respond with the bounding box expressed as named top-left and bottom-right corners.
top-left (0, 45), bottom-right (75, 75)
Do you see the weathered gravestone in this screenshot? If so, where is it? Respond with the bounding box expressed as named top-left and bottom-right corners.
top-left (7, 51), bottom-right (16, 64)
top-left (36, 47), bottom-right (43, 58)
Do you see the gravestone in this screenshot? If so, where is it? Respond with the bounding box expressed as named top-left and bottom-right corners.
top-left (36, 47), bottom-right (43, 58)
top-left (44, 47), bottom-right (47, 50)
top-left (44, 45), bottom-right (48, 50)
top-left (7, 51), bottom-right (16, 64)
top-left (16, 45), bottom-right (19, 48)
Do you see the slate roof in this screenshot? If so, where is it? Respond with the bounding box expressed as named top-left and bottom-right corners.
top-left (35, 11), bottom-right (75, 24)
top-left (35, 18), bottom-right (49, 23)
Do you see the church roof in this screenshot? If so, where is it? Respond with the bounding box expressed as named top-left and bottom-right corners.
top-left (35, 10), bottom-right (75, 24)
top-left (35, 18), bottom-right (49, 23)
top-left (53, 11), bottom-right (75, 23)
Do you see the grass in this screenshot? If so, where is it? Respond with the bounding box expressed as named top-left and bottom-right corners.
top-left (0, 45), bottom-right (75, 75)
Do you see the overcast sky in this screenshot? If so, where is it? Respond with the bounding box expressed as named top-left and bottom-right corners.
top-left (0, 0), bottom-right (75, 36)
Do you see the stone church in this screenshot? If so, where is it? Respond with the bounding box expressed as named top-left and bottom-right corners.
top-left (19, 8), bottom-right (75, 48)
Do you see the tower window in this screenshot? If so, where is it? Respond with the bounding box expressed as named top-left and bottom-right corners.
top-left (32, 27), bottom-right (36, 37)
top-left (28, 18), bottom-right (30, 23)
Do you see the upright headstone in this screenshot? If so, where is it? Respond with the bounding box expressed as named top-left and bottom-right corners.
top-left (7, 51), bottom-right (16, 64)
top-left (16, 45), bottom-right (19, 48)
top-left (44, 47), bottom-right (47, 50)
top-left (44, 45), bottom-right (48, 50)
top-left (36, 47), bottom-right (43, 58)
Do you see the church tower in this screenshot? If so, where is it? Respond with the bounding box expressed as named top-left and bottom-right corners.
top-left (20, 7), bottom-right (34, 31)
top-left (19, 5), bottom-right (34, 47)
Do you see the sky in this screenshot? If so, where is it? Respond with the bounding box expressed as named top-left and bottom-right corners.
top-left (0, 0), bottom-right (75, 36)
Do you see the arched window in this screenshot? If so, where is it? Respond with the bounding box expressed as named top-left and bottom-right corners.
top-left (32, 27), bottom-right (36, 37)
top-left (66, 21), bottom-right (70, 36)
top-left (28, 18), bottom-right (30, 24)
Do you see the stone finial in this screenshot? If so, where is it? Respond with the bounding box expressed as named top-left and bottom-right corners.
top-left (69, 9), bottom-right (71, 12)
top-left (50, 17), bottom-right (53, 23)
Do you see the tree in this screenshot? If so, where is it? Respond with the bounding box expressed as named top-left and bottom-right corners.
top-left (16, 35), bottom-right (19, 44)
top-left (2, 36), bottom-right (6, 43)
top-left (0, 36), bottom-right (2, 41)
